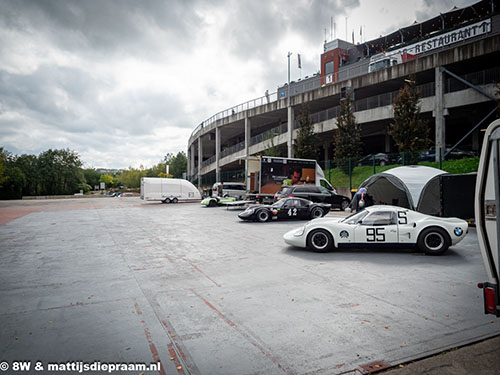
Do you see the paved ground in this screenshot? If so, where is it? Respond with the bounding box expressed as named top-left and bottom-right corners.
top-left (0, 197), bottom-right (498, 375)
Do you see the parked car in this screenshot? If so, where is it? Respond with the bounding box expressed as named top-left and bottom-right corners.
top-left (238, 197), bottom-right (331, 222)
top-left (283, 205), bottom-right (468, 255)
top-left (212, 182), bottom-right (247, 199)
top-left (357, 153), bottom-right (393, 166)
top-left (201, 196), bottom-right (237, 207)
top-left (274, 185), bottom-right (350, 210)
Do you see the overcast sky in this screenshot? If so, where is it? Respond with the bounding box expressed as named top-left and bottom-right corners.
top-left (0, 0), bottom-right (476, 169)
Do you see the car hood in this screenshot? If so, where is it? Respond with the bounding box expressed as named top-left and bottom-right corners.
top-left (308, 217), bottom-right (343, 224)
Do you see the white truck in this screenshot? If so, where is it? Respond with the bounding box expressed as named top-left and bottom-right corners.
top-left (140, 177), bottom-right (201, 203)
top-left (245, 156), bottom-right (335, 203)
top-left (475, 119), bottom-right (500, 317)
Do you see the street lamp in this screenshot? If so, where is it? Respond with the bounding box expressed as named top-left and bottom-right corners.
top-left (287, 51), bottom-right (292, 107)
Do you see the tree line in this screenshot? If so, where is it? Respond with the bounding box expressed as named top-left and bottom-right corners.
top-left (0, 148), bottom-right (187, 199)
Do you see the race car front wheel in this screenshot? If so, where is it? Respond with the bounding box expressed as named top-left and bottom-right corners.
top-left (256, 210), bottom-right (270, 222)
top-left (307, 229), bottom-right (333, 252)
top-left (417, 227), bottom-right (450, 255)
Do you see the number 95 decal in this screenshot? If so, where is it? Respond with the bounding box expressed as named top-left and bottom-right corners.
top-left (366, 228), bottom-right (385, 242)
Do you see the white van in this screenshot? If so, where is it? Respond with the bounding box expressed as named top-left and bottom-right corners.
top-left (141, 178), bottom-right (201, 203)
top-left (212, 182), bottom-right (246, 199)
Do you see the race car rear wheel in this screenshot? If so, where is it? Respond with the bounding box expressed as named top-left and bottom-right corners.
top-left (417, 227), bottom-right (450, 255)
top-left (256, 209), bottom-right (270, 222)
top-left (310, 207), bottom-right (323, 219)
top-left (208, 199), bottom-right (217, 207)
top-left (172, 198), bottom-right (178, 203)
top-left (307, 229), bottom-right (333, 252)
top-left (165, 198), bottom-right (171, 204)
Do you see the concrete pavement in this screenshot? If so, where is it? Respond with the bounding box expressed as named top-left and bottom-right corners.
top-left (0, 197), bottom-right (498, 375)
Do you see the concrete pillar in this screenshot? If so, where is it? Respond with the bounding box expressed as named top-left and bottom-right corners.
top-left (323, 142), bottom-right (330, 167)
top-left (198, 137), bottom-right (202, 188)
top-left (245, 114), bottom-right (251, 187)
top-left (215, 126), bottom-right (221, 182)
top-left (189, 144), bottom-right (195, 180)
top-left (287, 106), bottom-right (294, 158)
top-left (187, 148), bottom-right (191, 179)
top-left (435, 67), bottom-right (445, 162)
top-left (385, 131), bottom-right (391, 153)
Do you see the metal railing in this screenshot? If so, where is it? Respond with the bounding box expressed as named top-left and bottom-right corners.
top-left (195, 65), bottom-right (498, 170)
top-left (250, 123), bottom-right (288, 146)
top-left (189, 91), bottom-right (278, 144)
top-left (221, 141), bottom-right (245, 158)
top-left (202, 155), bottom-right (216, 168)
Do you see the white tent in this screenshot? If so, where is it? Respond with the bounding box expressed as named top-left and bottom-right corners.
top-left (360, 165), bottom-right (446, 210)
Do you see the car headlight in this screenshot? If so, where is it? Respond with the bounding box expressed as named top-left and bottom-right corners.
top-left (294, 225), bottom-right (306, 237)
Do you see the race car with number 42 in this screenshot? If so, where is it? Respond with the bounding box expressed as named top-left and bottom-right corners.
top-left (238, 197), bottom-right (331, 222)
top-left (283, 205), bottom-right (468, 255)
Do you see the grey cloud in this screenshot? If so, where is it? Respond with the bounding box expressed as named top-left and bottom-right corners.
top-left (416, 0), bottom-right (478, 23)
top-left (0, 0), bottom-right (205, 60)
top-left (219, 0), bottom-right (357, 60)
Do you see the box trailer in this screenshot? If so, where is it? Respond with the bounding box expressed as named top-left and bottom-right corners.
top-left (245, 156), bottom-right (335, 203)
top-left (140, 178), bottom-right (201, 203)
top-left (475, 119), bottom-right (500, 317)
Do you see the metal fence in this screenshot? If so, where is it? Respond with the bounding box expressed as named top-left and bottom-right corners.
top-left (317, 148), bottom-right (478, 190)
top-left (250, 123), bottom-right (288, 146)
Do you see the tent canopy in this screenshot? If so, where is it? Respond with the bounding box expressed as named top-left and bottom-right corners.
top-left (359, 166), bottom-right (446, 210)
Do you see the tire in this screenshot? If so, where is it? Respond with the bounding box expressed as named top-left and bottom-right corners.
top-left (165, 198), bottom-right (171, 204)
top-left (172, 198), bottom-right (178, 203)
top-left (208, 199), bottom-right (216, 207)
top-left (341, 200), bottom-right (350, 211)
top-left (307, 229), bottom-right (334, 252)
top-left (310, 207), bottom-right (323, 219)
top-left (417, 227), bottom-right (450, 255)
top-left (256, 209), bottom-right (270, 222)
top-left (379, 160), bottom-right (386, 166)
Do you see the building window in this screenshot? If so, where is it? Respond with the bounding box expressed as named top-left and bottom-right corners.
top-left (325, 61), bottom-right (334, 75)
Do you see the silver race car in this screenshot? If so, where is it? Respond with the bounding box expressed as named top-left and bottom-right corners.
top-left (283, 205), bottom-right (468, 255)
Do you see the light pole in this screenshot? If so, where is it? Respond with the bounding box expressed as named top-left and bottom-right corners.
top-left (287, 52), bottom-right (292, 107)
top-left (287, 52), bottom-right (293, 158)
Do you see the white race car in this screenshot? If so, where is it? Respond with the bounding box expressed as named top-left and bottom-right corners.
top-left (283, 205), bottom-right (468, 255)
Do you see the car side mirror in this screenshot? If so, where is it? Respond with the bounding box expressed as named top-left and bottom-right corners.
top-left (413, 223), bottom-right (416, 228)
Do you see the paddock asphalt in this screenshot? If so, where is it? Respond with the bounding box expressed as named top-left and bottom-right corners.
top-left (0, 197), bottom-right (499, 375)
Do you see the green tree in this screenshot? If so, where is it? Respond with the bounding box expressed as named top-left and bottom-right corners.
top-left (2, 166), bottom-right (26, 199)
top-left (37, 149), bottom-right (84, 195)
top-left (82, 168), bottom-right (101, 189)
top-left (99, 174), bottom-right (114, 188)
top-left (262, 128), bottom-right (282, 157)
top-left (0, 147), bottom-right (7, 188)
top-left (294, 104), bottom-right (318, 159)
top-left (15, 154), bottom-right (40, 196)
top-left (121, 167), bottom-right (146, 188)
top-left (165, 152), bottom-right (187, 178)
top-left (334, 94), bottom-right (362, 174)
top-left (389, 77), bottom-right (429, 164)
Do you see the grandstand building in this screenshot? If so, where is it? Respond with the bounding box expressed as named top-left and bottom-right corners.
top-left (187, 0), bottom-right (500, 186)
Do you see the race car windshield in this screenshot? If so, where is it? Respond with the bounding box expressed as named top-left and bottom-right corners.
top-left (272, 199), bottom-right (287, 208)
top-left (342, 210), bottom-right (369, 224)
